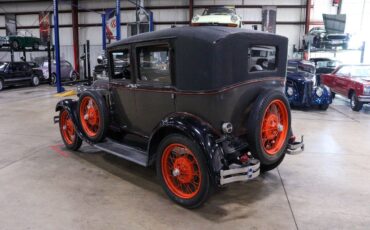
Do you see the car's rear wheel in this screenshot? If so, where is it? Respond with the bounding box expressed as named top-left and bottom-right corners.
top-left (350, 92), bottom-right (363, 111)
top-left (247, 90), bottom-right (291, 172)
top-left (71, 71), bottom-right (78, 81)
top-left (0, 79), bottom-right (4, 91)
top-left (50, 73), bottom-right (57, 85)
top-left (59, 109), bottom-right (82, 150)
top-left (156, 134), bottom-right (211, 209)
top-left (78, 91), bottom-right (109, 142)
top-left (31, 75), bottom-right (40, 86)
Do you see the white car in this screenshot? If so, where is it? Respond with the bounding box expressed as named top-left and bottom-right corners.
top-left (191, 6), bottom-right (242, 28)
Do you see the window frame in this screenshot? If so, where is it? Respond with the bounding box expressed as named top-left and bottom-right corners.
top-left (108, 46), bottom-right (133, 83)
top-left (134, 41), bottom-right (174, 88)
top-left (247, 45), bottom-right (278, 74)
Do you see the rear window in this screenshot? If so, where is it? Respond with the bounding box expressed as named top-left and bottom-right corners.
top-left (248, 46), bottom-right (277, 72)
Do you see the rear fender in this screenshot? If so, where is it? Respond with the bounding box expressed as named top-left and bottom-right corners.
top-left (55, 99), bottom-right (88, 142)
top-left (148, 112), bottom-right (223, 184)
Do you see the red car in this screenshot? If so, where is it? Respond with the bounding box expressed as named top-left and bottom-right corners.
top-left (321, 65), bottom-right (370, 111)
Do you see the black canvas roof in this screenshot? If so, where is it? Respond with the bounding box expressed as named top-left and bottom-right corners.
top-left (108, 26), bottom-right (288, 91)
top-left (108, 26), bottom-right (284, 48)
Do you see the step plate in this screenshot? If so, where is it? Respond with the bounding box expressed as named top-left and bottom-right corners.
top-left (94, 138), bottom-right (149, 167)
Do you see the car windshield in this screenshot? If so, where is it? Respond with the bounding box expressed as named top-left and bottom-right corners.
top-left (315, 60), bottom-right (339, 68)
top-left (203, 7), bottom-right (235, 15)
top-left (351, 66), bottom-right (370, 78)
top-left (288, 63), bottom-right (315, 74)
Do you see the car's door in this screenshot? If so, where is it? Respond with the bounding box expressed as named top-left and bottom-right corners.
top-left (109, 46), bottom-right (137, 132)
top-left (6, 63), bottom-right (23, 83)
top-left (20, 63), bottom-right (32, 81)
top-left (133, 42), bottom-right (175, 136)
top-left (335, 66), bottom-right (352, 95)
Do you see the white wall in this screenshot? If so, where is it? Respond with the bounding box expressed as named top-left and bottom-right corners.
top-left (0, 0), bottom-right (338, 67)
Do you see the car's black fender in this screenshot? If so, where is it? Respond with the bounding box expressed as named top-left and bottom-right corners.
top-left (148, 112), bottom-right (224, 185)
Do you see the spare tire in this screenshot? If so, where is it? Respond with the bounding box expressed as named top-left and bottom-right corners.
top-left (78, 90), bottom-right (109, 142)
top-left (246, 90), bottom-right (291, 170)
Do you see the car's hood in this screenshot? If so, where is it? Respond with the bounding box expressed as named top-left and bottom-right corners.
top-left (353, 77), bottom-right (370, 85)
top-left (287, 72), bottom-right (315, 82)
top-left (323, 14), bottom-right (346, 34)
top-left (193, 14), bottom-right (238, 24)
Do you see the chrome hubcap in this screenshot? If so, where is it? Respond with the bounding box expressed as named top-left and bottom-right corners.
top-left (172, 168), bottom-right (180, 177)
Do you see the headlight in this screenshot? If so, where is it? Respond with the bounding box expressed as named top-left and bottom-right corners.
top-left (192, 16), bottom-right (199, 22)
top-left (231, 15), bottom-right (238, 22)
top-left (364, 86), bottom-right (370, 95)
top-left (222, 122), bottom-right (233, 134)
top-left (286, 87), bottom-right (294, 96)
top-left (316, 87), bottom-right (324, 97)
top-left (320, 33), bottom-right (325, 38)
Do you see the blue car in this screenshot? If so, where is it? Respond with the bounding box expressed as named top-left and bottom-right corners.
top-left (285, 60), bottom-right (332, 110)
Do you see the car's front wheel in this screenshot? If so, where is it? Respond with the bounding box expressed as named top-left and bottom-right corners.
top-left (156, 134), bottom-right (211, 209)
top-left (50, 73), bottom-right (57, 85)
top-left (70, 71), bottom-right (78, 81)
top-left (31, 75), bottom-right (40, 86)
top-left (350, 92), bottom-right (363, 111)
top-left (59, 109), bottom-right (82, 150)
top-left (247, 90), bottom-right (291, 172)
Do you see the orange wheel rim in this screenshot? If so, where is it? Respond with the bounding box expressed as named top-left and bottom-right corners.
top-left (260, 99), bottom-right (289, 155)
top-left (60, 110), bottom-right (75, 145)
top-left (161, 143), bottom-right (201, 199)
top-left (79, 96), bottom-right (100, 137)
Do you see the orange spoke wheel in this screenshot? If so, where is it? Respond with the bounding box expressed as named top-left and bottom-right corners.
top-left (79, 96), bottom-right (100, 138)
top-left (161, 143), bottom-right (202, 199)
top-left (261, 99), bottom-right (289, 155)
top-left (60, 110), bottom-right (76, 145)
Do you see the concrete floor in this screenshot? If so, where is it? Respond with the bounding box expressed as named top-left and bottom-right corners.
top-left (1, 85), bottom-right (370, 230)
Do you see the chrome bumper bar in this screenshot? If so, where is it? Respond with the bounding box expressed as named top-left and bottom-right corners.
top-left (287, 135), bottom-right (304, 155)
top-left (220, 160), bottom-right (260, 185)
top-left (358, 96), bottom-right (370, 103)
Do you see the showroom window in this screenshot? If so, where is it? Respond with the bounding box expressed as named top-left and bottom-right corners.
top-left (111, 49), bottom-right (131, 80)
top-left (248, 45), bottom-right (277, 72)
top-left (136, 45), bottom-right (171, 85)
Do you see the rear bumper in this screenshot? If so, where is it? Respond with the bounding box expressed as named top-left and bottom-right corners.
top-left (358, 96), bottom-right (370, 103)
top-left (220, 160), bottom-right (260, 185)
top-left (287, 135), bottom-right (304, 155)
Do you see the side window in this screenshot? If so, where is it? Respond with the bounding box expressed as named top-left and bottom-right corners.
top-left (248, 46), bottom-right (277, 72)
top-left (137, 45), bottom-right (171, 84)
top-left (336, 66), bottom-right (351, 77)
top-left (111, 49), bottom-right (131, 80)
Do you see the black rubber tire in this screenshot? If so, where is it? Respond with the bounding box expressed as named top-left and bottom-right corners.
top-left (0, 79), bottom-right (4, 91)
top-left (78, 90), bottom-right (109, 142)
top-left (350, 92), bottom-right (363, 112)
top-left (11, 40), bottom-right (19, 50)
top-left (50, 73), bottom-right (57, 85)
top-left (59, 109), bottom-right (82, 151)
top-left (246, 90), bottom-right (291, 169)
top-left (30, 75), bottom-right (40, 86)
top-left (71, 71), bottom-right (78, 81)
top-left (156, 134), bottom-right (211, 209)
top-left (319, 104), bottom-right (329, 111)
top-left (331, 92), bottom-right (336, 99)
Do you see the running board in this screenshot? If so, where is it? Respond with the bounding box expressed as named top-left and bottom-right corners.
top-left (93, 138), bottom-right (149, 167)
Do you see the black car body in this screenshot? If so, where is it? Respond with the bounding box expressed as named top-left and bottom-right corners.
top-left (55, 26), bottom-right (303, 208)
top-left (0, 62), bottom-right (43, 91)
top-left (285, 60), bottom-right (332, 110)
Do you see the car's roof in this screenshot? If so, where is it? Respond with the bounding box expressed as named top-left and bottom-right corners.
top-left (108, 26), bottom-right (283, 48)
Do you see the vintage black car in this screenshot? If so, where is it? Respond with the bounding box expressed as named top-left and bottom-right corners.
top-left (285, 60), bottom-right (332, 110)
top-left (0, 62), bottom-right (43, 91)
top-left (54, 26), bottom-right (303, 208)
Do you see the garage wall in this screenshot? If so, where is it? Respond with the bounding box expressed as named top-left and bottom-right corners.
top-left (0, 0), bottom-right (337, 66)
